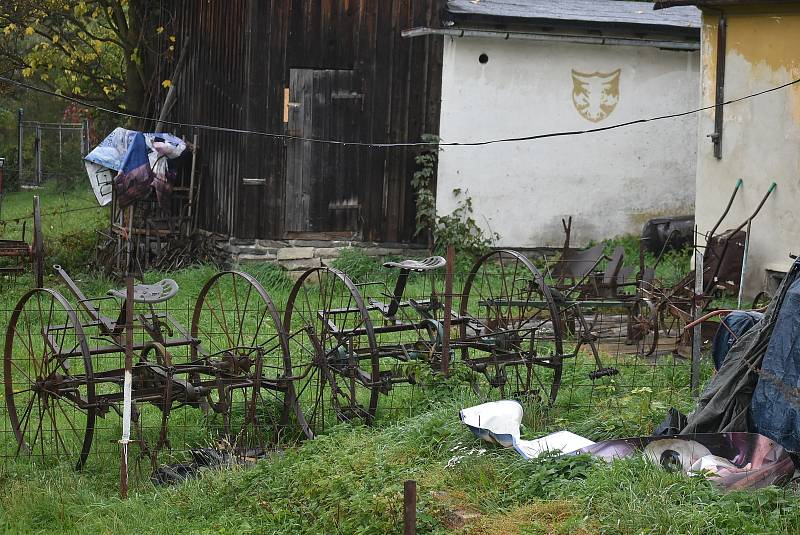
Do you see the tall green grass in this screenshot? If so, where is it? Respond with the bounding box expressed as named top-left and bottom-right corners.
top-left (0, 209), bottom-right (794, 534)
top-left (1, 396), bottom-right (798, 534)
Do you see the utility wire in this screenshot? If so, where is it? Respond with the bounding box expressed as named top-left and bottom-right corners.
top-left (1, 74), bottom-right (798, 148)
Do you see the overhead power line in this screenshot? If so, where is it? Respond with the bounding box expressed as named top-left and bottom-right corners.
top-left (1, 74), bottom-right (798, 148)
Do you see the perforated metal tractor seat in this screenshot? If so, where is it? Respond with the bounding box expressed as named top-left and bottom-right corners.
top-left (382, 256), bottom-right (447, 272)
top-left (108, 279), bottom-right (180, 304)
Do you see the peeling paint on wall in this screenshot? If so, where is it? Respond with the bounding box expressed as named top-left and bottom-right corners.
top-left (695, 5), bottom-right (800, 298)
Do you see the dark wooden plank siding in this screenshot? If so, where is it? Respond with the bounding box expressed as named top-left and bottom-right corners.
top-left (164, 0), bottom-right (444, 243)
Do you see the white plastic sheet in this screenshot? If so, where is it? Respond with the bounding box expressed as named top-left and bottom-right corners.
top-left (460, 400), bottom-right (594, 459)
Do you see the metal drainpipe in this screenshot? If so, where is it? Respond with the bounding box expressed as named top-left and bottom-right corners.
top-left (401, 27), bottom-right (700, 51)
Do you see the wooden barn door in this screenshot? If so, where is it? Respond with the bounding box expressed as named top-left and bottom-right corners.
top-left (285, 69), bottom-right (364, 237)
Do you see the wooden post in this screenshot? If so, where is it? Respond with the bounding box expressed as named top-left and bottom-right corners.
top-left (691, 233), bottom-right (703, 398)
top-left (17, 108), bottom-right (23, 185)
top-left (120, 276), bottom-right (134, 498)
top-left (81, 118), bottom-right (90, 156)
top-left (186, 132), bottom-right (198, 237)
top-left (403, 480), bottom-right (417, 535)
top-left (35, 124), bottom-right (42, 185)
top-left (441, 245), bottom-right (454, 376)
top-left (0, 157), bottom-right (5, 220)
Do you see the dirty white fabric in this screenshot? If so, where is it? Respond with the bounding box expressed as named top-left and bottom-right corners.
top-left (514, 431), bottom-right (596, 459)
top-left (85, 127), bottom-right (186, 206)
top-left (460, 400), bottom-right (594, 459)
top-left (460, 400), bottom-right (522, 448)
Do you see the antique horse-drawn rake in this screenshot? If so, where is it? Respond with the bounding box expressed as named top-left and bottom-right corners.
top-left (3, 266), bottom-right (302, 470)
top-left (283, 249), bottom-right (617, 436)
top-left (4, 249), bottom-right (618, 471)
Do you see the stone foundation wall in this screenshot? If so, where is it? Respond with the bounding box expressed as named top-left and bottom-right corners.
top-left (202, 232), bottom-right (562, 280)
top-left (216, 237), bottom-right (428, 279)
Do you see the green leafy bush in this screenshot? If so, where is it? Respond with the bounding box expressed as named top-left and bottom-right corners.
top-left (412, 135), bottom-right (499, 257)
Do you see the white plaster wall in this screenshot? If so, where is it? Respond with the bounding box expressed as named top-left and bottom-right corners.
top-left (437, 36), bottom-right (700, 247)
top-left (694, 15), bottom-right (800, 298)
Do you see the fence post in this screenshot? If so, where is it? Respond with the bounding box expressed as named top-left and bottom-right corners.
top-left (0, 157), bottom-right (5, 220)
top-left (17, 108), bottom-right (23, 185)
top-left (35, 124), bottom-right (42, 186)
top-left (441, 245), bottom-right (454, 377)
top-left (691, 232), bottom-right (703, 398)
top-left (120, 276), bottom-right (134, 498)
top-left (82, 118), bottom-right (90, 156)
top-left (737, 219), bottom-right (752, 309)
top-left (403, 480), bottom-right (417, 535)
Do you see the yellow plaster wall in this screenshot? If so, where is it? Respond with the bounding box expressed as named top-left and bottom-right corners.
top-left (702, 7), bottom-right (800, 108)
top-left (695, 5), bottom-right (800, 296)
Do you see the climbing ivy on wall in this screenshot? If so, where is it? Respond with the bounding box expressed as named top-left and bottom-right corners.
top-left (412, 134), bottom-right (499, 256)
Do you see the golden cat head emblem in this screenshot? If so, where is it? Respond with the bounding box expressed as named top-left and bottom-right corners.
top-left (571, 69), bottom-right (621, 123)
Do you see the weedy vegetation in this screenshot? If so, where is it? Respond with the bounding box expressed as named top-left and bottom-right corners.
top-left (0, 189), bottom-right (797, 534)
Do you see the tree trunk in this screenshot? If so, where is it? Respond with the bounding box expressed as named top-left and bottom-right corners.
top-left (124, 0), bottom-right (159, 129)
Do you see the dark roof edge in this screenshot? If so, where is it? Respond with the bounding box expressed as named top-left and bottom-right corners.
top-left (443, 11), bottom-right (701, 39)
top-left (655, 0), bottom-right (798, 9)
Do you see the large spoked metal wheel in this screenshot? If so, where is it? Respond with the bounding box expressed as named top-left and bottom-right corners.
top-left (284, 267), bottom-right (380, 438)
top-left (191, 271), bottom-right (295, 452)
top-left (459, 250), bottom-right (564, 404)
top-left (627, 298), bottom-right (659, 357)
top-left (3, 288), bottom-right (96, 470)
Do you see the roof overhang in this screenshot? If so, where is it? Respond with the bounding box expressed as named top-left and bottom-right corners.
top-left (654, 0), bottom-right (798, 8)
top-left (443, 1), bottom-right (701, 39)
top-left (402, 26), bottom-right (700, 51)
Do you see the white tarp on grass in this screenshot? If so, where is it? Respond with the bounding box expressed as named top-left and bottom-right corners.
top-left (459, 400), bottom-right (595, 459)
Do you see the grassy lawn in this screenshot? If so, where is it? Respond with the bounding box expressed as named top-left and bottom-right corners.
top-left (1, 182), bottom-right (107, 282)
top-left (1, 392), bottom-right (798, 534)
top-left (0, 188), bottom-right (797, 534)
top-left (0, 181), bottom-right (104, 239)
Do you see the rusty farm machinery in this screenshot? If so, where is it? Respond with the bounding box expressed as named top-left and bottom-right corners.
top-left (3, 248), bottom-right (630, 471)
top-left (0, 195), bottom-right (44, 288)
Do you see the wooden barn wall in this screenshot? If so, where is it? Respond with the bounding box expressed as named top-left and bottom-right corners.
top-left (166, 0), bottom-right (443, 242)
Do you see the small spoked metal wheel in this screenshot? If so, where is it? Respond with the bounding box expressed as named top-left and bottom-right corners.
top-left (284, 267), bottom-right (380, 438)
top-left (458, 250), bottom-right (564, 404)
top-left (192, 271), bottom-right (295, 452)
top-left (627, 298), bottom-right (659, 357)
top-left (3, 288), bottom-right (95, 470)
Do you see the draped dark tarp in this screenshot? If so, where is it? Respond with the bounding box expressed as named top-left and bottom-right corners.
top-left (682, 259), bottom-right (800, 454)
top-left (751, 275), bottom-right (800, 451)
top-left (711, 311), bottom-right (763, 370)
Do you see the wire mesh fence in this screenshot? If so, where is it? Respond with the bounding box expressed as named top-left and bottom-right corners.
top-left (14, 118), bottom-right (88, 188)
top-left (0, 250), bottom-right (704, 486)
